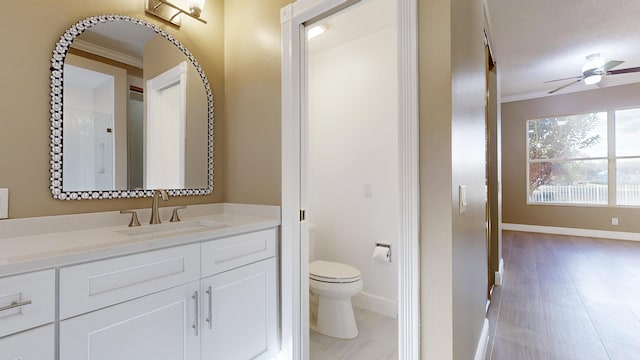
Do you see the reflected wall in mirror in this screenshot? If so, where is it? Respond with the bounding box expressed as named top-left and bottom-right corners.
top-left (50, 15), bottom-right (213, 200)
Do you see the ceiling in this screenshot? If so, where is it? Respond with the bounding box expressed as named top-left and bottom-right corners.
top-left (307, 0), bottom-right (395, 55)
top-left (72, 20), bottom-right (157, 63)
top-left (486, 0), bottom-right (640, 102)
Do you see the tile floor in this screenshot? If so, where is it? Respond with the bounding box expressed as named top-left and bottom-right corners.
top-left (310, 308), bottom-right (398, 360)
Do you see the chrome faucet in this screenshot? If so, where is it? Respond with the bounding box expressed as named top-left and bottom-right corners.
top-left (150, 189), bottom-right (169, 224)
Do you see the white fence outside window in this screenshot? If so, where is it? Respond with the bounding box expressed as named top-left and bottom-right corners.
top-left (530, 184), bottom-right (640, 205)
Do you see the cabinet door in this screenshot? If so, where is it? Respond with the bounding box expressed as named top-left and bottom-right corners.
top-left (0, 324), bottom-right (54, 360)
top-left (60, 282), bottom-right (201, 360)
top-left (201, 258), bottom-right (278, 360)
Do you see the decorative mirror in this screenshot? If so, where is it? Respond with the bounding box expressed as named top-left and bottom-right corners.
top-left (50, 15), bottom-right (213, 200)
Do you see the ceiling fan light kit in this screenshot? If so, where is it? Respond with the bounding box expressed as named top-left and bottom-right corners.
top-left (584, 74), bottom-right (602, 85)
top-left (582, 53), bottom-right (605, 74)
top-left (545, 53), bottom-right (640, 94)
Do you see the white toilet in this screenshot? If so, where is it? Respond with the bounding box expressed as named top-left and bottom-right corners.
top-left (309, 260), bottom-right (363, 339)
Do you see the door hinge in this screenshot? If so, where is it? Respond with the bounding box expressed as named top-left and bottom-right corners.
top-left (300, 209), bottom-right (306, 222)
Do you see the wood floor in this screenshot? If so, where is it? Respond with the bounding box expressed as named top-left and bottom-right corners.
top-left (485, 231), bottom-right (640, 360)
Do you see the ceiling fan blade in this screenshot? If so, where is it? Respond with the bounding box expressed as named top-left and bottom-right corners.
top-left (548, 78), bottom-right (583, 94)
top-left (603, 60), bottom-right (624, 72)
top-left (607, 66), bottom-right (640, 75)
top-left (543, 75), bottom-right (583, 83)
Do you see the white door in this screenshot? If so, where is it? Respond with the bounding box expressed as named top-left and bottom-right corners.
top-left (60, 281), bottom-right (200, 360)
top-left (145, 62), bottom-right (187, 189)
top-left (0, 325), bottom-right (54, 360)
top-left (200, 258), bottom-right (277, 360)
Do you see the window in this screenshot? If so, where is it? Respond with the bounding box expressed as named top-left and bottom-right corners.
top-left (615, 108), bottom-right (640, 205)
top-left (527, 109), bottom-right (640, 206)
top-left (527, 112), bottom-right (608, 205)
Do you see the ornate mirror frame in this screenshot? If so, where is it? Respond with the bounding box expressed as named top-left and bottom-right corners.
top-left (49, 14), bottom-right (214, 200)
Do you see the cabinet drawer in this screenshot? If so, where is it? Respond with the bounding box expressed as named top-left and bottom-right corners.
top-left (0, 269), bottom-right (55, 338)
top-left (59, 243), bottom-right (200, 320)
top-left (0, 324), bottom-right (55, 360)
top-left (201, 228), bottom-right (277, 277)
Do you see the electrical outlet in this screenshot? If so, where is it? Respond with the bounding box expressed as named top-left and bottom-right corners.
top-left (611, 217), bottom-right (619, 226)
top-left (0, 188), bottom-right (8, 219)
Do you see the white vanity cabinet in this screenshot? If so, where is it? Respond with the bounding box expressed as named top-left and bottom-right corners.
top-left (56, 227), bottom-right (279, 360)
top-left (0, 269), bottom-right (56, 360)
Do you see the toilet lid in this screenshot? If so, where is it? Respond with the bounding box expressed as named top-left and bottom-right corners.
top-left (309, 260), bottom-right (361, 283)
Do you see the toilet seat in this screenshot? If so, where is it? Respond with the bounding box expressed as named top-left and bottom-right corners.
top-left (309, 260), bottom-right (361, 283)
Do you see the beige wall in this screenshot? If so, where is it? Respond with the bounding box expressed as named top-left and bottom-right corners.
top-left (420, 0), bottom-right (489, 358)
top-left (223, 0), bottom-right (289, 205)
top-left (1, 0), bottom-right (224, 218)
top-left (502, 83), bottom-right (640, 232)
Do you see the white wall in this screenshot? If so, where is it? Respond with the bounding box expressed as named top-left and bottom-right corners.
top-left (308, 25), bottom-right (398, 314)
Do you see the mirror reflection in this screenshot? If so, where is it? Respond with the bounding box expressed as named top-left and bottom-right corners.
top-left (50, 15), bottom-right (213, 200)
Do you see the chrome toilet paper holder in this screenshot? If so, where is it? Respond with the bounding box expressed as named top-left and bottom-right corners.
top-left (374, 243), bottom-right (391, 262)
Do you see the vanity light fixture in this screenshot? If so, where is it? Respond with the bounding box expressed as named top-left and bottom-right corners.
top-left (307, 24), bottom-right (327, 40)
top-left (146, 0), bottom-right (207, 27)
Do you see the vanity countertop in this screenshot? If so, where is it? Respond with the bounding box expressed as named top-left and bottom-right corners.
top-left (0, 203), bottom-right (280, 277)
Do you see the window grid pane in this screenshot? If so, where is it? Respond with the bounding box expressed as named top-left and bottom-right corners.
top-left (616, 158), bottom-right (640, 205)
top-left (528, 112), bottom-right (607, 161)
top-left (529, 160), bottom-right (608, 204)
top-left (615, 108), bottom-right (640, 158)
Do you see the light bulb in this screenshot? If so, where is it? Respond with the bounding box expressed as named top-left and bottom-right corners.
top-left (188, 0), bottom-right (205, 17)
top-left (584, 74), bottom-right (602, 85)
top-left (307, 25), bottom-right (327, 40)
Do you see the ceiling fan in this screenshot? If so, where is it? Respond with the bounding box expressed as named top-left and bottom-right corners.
top-left (546, 53), bottom-right (640, 94)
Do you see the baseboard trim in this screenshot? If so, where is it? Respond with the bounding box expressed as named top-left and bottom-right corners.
top-left (475, 318), bottom-right (490, 360)
top-left (494, 258), bottom-right (504, 286)
top-left (352, 291), bottom-right (397, 319)
top-left (501, 223), bottom-right (640, 242)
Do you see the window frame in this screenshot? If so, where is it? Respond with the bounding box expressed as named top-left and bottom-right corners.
top-left (613, 107), bottom-right (640, 207)
top-left (524, 108), bottom-right (640, 207)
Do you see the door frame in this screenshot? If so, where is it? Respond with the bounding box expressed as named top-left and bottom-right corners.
top-left (280, 0), bottom-right (420, 359)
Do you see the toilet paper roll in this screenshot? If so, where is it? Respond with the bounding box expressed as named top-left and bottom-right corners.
top-left (371, 246), bottom-right (391, 263)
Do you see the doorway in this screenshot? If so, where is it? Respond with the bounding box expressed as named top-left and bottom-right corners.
top-left (484, 27), bottom-right (502, 298)
top-left (305, 0), bottom-right (398, 357)
top-left (280, 0), bottom-right (419, 359)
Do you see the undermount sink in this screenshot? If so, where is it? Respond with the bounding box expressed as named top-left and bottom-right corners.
top-left (115, 219), bottom-right (227, 239)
